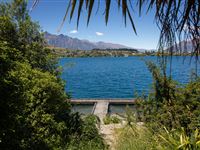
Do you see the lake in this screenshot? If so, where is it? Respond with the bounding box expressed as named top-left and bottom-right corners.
top-left (59, 56), bottom-right (200, 99)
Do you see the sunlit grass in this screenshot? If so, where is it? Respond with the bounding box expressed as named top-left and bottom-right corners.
top-left (115, 124), bottom-right (200, 150)
top-left (115, 124), bottom-right (157, 150)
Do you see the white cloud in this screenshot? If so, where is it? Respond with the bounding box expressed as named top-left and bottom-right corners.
top-left (70, 30), bottom-right (78, 34)
top-left (95, 32), bottom-right (104, 36)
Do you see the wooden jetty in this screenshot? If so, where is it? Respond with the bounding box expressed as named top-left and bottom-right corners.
top-left (70, 99), bottom-right (135, 123)
top-left (70, 99), bottom-right (135, 104)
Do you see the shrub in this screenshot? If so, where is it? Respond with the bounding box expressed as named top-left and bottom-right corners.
top-left (67, 115), bottom-right (107, 150)
top-left (116, 124), bottom-right (200, 150)
top-left (103, 115), bottom-right (121, 125)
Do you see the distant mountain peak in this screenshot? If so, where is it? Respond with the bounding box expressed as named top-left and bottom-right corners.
top-left (44, 32), bottom-right (132, 50)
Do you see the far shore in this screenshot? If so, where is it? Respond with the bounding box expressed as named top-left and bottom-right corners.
top-left (49, 47), bottom-right (191, 58)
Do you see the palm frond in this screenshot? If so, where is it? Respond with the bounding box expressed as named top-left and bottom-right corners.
top-left (32, 0), bottom-right (200, 64)
top-left (85, 0), bottom-right (89, 9)
top-left (128, 0), bottom-right (134, 12)
top-left (179, 0), bottom-right (193, 32)
top-left (57, 0), bottom-right (71, 32)
top-left (70, 0), bottom-right (77, 21)
top-left (95, 0), bottom-right (100, 14)
top-left (138, 0), bottom-right (143, 16)
top-left (77, 0), bottom-right (84, 28)
top-left (118, 0), bottom-right (121, 10)
top-left (30, 0), bottom-right (39, 12)
top-left (87, 0), bottom-right (94, 26)
top-left (105, 0), bottom-right (111, 25)
top-left (127, 7), bottom-right (137, 34)
top-left (122, 0), bottom-right (127, 26)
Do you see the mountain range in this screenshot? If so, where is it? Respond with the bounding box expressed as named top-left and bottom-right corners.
top-left (168, 40), bottom-right (197, 52)
top-left (44, 32), bottom-right (196, 52)
top-left (44, 32), bottom-right (132, 50)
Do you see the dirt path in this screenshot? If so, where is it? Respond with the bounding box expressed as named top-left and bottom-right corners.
top-left (99, 123), bottom-right (124, 150)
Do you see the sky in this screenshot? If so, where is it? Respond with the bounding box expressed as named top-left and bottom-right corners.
top-left (26, 0), bottom-right (160, 50)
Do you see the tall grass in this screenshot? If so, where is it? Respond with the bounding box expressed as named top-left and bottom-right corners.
top-left (115, 123), bottom-right (200, 150)
top-left (116, 124), bottom-right (157, 150)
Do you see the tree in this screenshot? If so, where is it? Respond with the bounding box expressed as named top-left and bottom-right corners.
top-left (1, 1), bottom-right (107, 149)
top-left (0, 1), bottom-right (83, 149)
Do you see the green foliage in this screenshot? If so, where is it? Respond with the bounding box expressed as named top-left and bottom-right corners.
top-left (116, 61), bottom-right (200, 150)
top-left (141, 61), bottom-right (200, 132)
top-left (125, 106), bottom-right (136, 126)
top-left (1, 1), bottom-right (199, 149)
top-left (0, 62), bottom-right (72, 149)
top-left (157, 127), bottom-right (200, 150)
top-left (146, 61), bottom-right (178, 105)
top-left (116, 124), bottom-right (200, 150)
top-left (0, 0), bottom-right (56, 73)
top-left (67, 115), bottom-right (107, 150)
top-left (0, 1), bottom-right (106, 150)
top-left (103, 115), bottom-right (121, 125)
top-left (0, 1), bottom-right (80, 148)
top-left (116, 124), bottom-right (157, 150)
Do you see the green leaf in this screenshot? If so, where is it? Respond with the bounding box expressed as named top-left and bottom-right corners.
top-left (77, 0), bottom-right (84, 28)
top-left (105, 0), bottom-right (111, 25)
top-left (87, 0), bottom-right (94, 26)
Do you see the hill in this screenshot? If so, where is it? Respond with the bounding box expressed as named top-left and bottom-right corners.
top-left (44, 32), bottom-right (132, 50)
top-left (167, 40), bottom-right (199, 53)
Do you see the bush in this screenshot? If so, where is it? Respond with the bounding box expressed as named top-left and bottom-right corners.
top-left (103, 115), bottom-right (121, 125)
top-left (67, 115), bottom-right (107, 150)
top-left (0, 1), bottom-right (105, 149)
top-left (156, 127), bottom-right (200, 150)
top-left (116, 124), bottom-right (200, 150)
top-left (116, 61), bottom-right (200, 150)
top-left (139, 61), bottom-right (200, 132)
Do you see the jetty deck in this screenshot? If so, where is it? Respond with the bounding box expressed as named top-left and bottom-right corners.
top-left (70, 99), bottom-right (135, 104)
top-left (93, 101), bottom-right (109, 122)
top-left (70, 99), bottom-right (135, 123)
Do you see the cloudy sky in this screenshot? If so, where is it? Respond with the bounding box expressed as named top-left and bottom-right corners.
top-left (27, 0), bottom-right (160, 49)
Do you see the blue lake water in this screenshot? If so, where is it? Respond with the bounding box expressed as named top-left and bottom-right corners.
top-left (59, 56), bottom-right (200, 99)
